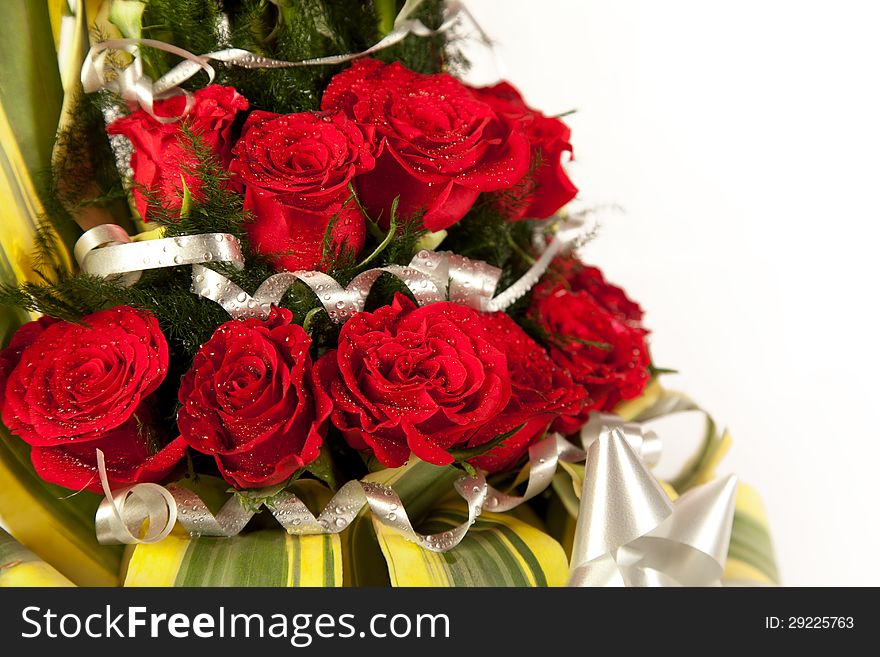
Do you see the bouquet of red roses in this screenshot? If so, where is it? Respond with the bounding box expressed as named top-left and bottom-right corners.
top-left (0, 0), bottom-right (776, 588)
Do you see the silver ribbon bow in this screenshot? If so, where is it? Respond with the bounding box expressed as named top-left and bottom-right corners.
top-left (567, 428), bottom-right (737, 587)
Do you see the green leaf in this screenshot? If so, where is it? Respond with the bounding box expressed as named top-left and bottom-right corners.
top-left (413, 229), bottom-right (447, 252)
top-left (345, 456), bottom-right (568, 586)
top-left (179, 174), bottom-right (192, 218)
top-left (342, 457), bottom-right (459, 586)
top-left (0, 1), bottom-right (63, 179)
top-left (0, 0), bottom-right (73, 284)
top-left (374, 0), bottom-right (397, 35)
top-left (448, 423), bottom-right (526, 461)
top-left (108, 0), bottom-right (145, 39)
top-left (304, 446), bottom-right (338, 489)
top-left (356, 197), bottom-right (398, 268)
top-left (669, 418), bottom-right (732, 493)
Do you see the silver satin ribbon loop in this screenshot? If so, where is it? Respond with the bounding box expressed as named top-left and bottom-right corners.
top-left (73, 224), bottom-right (141, 286)
top-left (80, 0), bottom-right (463, 121)
top-left (483, 415), bottom-right (660, 513)
top-left (81, 38), bottom-right (204, 122)
top-left (76, 225), bottom-right (245, 285)
top-left (582, 411), bottom-right (662, 468)
top-left (484, 434), bottom-right (583, 513)
top-left (567, 427), bottom-right (737, 587)
top-left (94, 450), bottom-right (177, 544)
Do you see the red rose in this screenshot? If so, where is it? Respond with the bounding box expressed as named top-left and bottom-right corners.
top-left (474, 82), bottom-right (578, 220)
top-left (1, 307), bottom-right (169, 446)
top-left (229, 110), bottom-right (374, 271)
top-left (548, 255), bottom-right (645, 325)
top-left (313, 294), bottom-right (512, 467)
top-left (321, 59), bottom-right (531, 231)
top-left (0, 315), bottom-right (59, 396)
top-left (468, 312), bottom-right (588, 472)
top-left (30, 408), bottom-right (187, 493)
top-left (0, 308), bottom-right (181, 492)
top-left (531, 267), bottom-right (650, 431)
top-left (107, 85), bottom-right (249, 220)
top-left (177, 307), bottom-right (331, 488)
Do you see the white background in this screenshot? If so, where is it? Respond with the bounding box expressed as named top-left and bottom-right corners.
top-left (462, 0), bottom-right (880, 585)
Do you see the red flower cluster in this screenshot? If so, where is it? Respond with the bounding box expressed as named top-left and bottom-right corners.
top-left (0, 64), bottom-right (657, 492)
top-left (110, 61), bottom-right (576, 273)
top-left (0, 260), bottom-right (650, 489)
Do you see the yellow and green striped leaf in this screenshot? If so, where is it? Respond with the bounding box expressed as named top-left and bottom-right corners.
top-left (723, 483), bottom-right (779, 586)
top-left (125, 529), bottom-right (342, 587)
top-left (373, 506), bottom-right (568, 587)
top-left (347, 456), bottom-right (569, 587)
top-left (0, 527), bottom-right (75, 587)
top-left (0, 0), bottom-right (76, 278)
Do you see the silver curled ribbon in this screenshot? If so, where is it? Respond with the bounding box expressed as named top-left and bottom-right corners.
top-left (188, 209), bottom-right (597, 321)
top-left (75, 225), bottom-right (245, 285)
top-left (94, 450), bottom-right (177, 544)
top-left (74, 206), bottom-right (598, 321)
top-left (80, 0), bottom-right (469, 122)
top-left (165, 475), bottom-right (487, 553)
top-left (190, 248), bottom-right (501, 322)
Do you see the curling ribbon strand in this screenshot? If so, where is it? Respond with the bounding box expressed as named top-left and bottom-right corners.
top-left (94, 449), bottom-right (177, 544)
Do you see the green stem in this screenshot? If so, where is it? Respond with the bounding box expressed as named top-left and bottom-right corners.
top-left (506, 232), bottom-right (536, 265)
top-left (357, 211), bottom-right (398, 268)
top-left (302, 306), bottom-right (323, 334)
